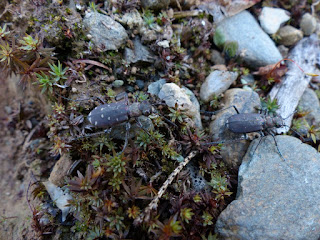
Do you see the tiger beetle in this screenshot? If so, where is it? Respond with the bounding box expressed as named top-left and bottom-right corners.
top-left (75, 92), bottom-right (155, 152)
top-left (203, 105), bottom-right (303, 161)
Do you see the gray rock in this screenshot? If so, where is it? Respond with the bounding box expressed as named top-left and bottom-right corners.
top-left (136, 80), bottom-right (145, 90)
top-left (215, 10), bottom-right (282, 68)
top-left (124, 37), bottom-right (156, 64)
top-left (278, 25), bottom-right (303, 46)
top-left (258, 7), bottom-right (290, 34)
top-left (209, 88), bottom-right (261, 168)
top-left (147, 79), bottom-right (166, 95)
top-left (187, 163), bottom-right (208, 191)
top-left (141, 0), bottom-right (170, 10)
top-left (182, 86), bottom-right (203, 129)
top-left (83, 12), bottom-right (128, 51)
top-left (240, 74), bottom-right (255, 91)
top-left (121, 9), bottom-right (144, 29)
top-left (112, 80), bottom-right (124, 88)
top-left (158, 83), bottom-right (197, 117)
top-left (140, 26), bottom-right (158, 42)
top-left (210, 49), bottom-right (226, 65)
top-left (297, 88), bottom-right (320, 135)
top-left (216, 135), bottom-right (320, 240)
top-left (200, 70), bottom-right (239, 103)
top-left (300, 13), bottom-right (317, 36)
top-left (158, 83), bottom-right (202, 129)
top-left (49, 154), bottom-right (73, 186)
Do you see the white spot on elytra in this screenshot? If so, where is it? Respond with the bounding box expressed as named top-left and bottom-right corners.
top-left (108, 117), bottom-right (110, 120)
top-left (95, 121), bottom-right (97, 126)
top-left (101, 108), bottom-right (104, 111)
top-left (101, 114), bottom-right (104, 118)
top-left (88, 117), bottom-right (92, 123)
top-left (89, 112), bottom-right (92, 116)
top-left (116, 118), bottom-right (119, 121)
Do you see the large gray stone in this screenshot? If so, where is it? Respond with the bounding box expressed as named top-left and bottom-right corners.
top-left (83, 12), bottom-right (128, 51)
top-left (215, 10), bottom-right (282, 68)
top-left (200, 70), bottom-right (239, 103)
top-left (216, 135), bottom-right (320, 240)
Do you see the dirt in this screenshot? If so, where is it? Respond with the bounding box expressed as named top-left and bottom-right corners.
top-left (0, 75), bottom-right (51, 240)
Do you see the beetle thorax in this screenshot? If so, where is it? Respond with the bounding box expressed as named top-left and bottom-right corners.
top-left (265, 116), bottom-right (283, 128)
top-left (128, 102), bottom-right (142, 117)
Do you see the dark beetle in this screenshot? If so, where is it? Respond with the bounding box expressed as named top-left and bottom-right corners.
top-left (226, 113), bottom-right (284, 134)
top-left (88, 100), bottom-right (153, 128)
top-left (204, 105), bottom-right (294, 161)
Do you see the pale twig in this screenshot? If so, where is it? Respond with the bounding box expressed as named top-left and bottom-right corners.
top-left (134, 150), bottom-right (198, 225)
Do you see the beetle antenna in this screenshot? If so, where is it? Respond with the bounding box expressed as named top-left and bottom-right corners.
top-left (283, 125), bottom-right (305, 142)
top-left (283, 110), bottom-right (297, 120)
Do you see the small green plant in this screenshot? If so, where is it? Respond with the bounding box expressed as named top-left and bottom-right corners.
top-left (127, 205), bottom-right (141, 219)
top-left (201, 211), bottom-right (213, 226)
top-left (261, 97), bottom-right (280, 115)
top-left (213, 28), bottom-right (225, 48)
top-left (223, 41), bottom-right (239, 58)
top-left (18, 34), bottom-right (40, 51)
top-left (89, 2), bottom-right (98, 12)
top-left (48, 61), bottom-right (68, 83)
top-left (304, 120), bottom-right (320, 144)
top-left (0, 41), bottom-right (13, 65)
top-left (0, 24), bottom-right (10, 39)
top-left (180, 208), bottom-right (194, 224)
top-left (209, 94), bottom-right (221, 109)
top-left (103, 151), bottom-right (127, 191)
top-left (136, 131), bottom-right (153, 151)
top-left (35, 72), bottom-right (56, 93)
top-left (168, 106), bottom-right (187, 123)
top-left (143, 9), bottom-right (155, 27)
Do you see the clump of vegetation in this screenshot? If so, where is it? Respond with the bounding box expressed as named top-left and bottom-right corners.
top-left (0, 27), bottom-right (55, 86)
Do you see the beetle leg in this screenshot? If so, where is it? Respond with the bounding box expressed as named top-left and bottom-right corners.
top-left (120, 122), bottom-right (131, 153)
top-left (70, 129), bottom-right (111, 141)
top-left (252, 135), bottom-right (265, 158)
top-left (135, 117), bottom-right (151, 136)
top-left (268, 131), bottom-right (286, 161)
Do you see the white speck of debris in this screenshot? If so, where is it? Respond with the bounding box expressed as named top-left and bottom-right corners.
top-left (201, 20), bottom-right (205, 26)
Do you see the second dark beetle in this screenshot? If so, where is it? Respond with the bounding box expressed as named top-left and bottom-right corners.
top-left (226, 112), bottom-right (284, 134)
top-left (206, 106), bottom-right (290, 161)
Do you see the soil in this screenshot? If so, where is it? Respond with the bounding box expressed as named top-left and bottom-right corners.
top-left (0, 75), bottom-right (52, 240)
